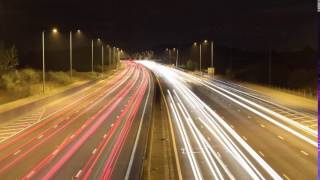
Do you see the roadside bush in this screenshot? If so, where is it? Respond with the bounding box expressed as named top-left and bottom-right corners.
top-left (19, 68), bottom-right (40, 83)
top-left (0, 70), bottom-right (31, 97)
top-left (48, 71), bottom-right (72, 85)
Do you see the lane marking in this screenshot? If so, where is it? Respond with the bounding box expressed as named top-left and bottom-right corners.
top-left (37, 134), bottom-right (44, 139)
top-left (75, 170), bottom-right (82, 178)
top-left (258, 151), bottom-right (265, 157)
top-left (282, 174), bottom-right (290, 180)
top-left (155, 77), bottom-right (183, 180)
top-left (242, 136), bottom-right (247, 141)
top-left (125, 73), bottom-right (152, 180)
top-left (300, 150), bottom-right (309, 156)
top-left (92, 148), bottom-right (97, 154)
top-left (277, 135), bottom-right (284, 141)
top-left (14, 150), bottom-right (21, 156)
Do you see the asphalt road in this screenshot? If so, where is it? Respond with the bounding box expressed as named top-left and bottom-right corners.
top-left (0, 61), bottom-right (154, 180)
top-left (140, 61), bottom-right (317, 180)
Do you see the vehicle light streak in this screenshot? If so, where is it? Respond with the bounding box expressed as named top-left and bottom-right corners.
top-left (0, 63), bottom-right (134, 152)
top-left (99, 70), bottom-right (149, 180)
top-left (200, 80), bottom-right (317, 147)
top-left (139, 61), bottom-right (283, 179)
top-left (168, 90), bottom-right (203, 180)
top-left (81, 70), bottom-right (149, 179)
top-left (25, 68), bottom-right (141, 179)
top-left (0, 66), bottom-right (139, 176)
top-left (171, 67), bottom-right (317, 142)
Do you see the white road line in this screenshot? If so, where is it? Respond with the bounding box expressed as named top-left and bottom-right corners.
top-left (125, 74), bottom-right (151, 180)
top-left (258, 151), bottom-right (265, 157)
top-left (74, 170), bottom-right (82, 178)
top-left (92, 148), bottom-right (97, 154)
top-left (283, 174), bottom-right (290, 180)
top-left (13, 149), bottom-right (21, 155)
top-left (277, 136), bottom-right (284, 141)
top-left (300, 150), bottom-right (309, 156)
top-left (242, 136), bottom-right (247, 141)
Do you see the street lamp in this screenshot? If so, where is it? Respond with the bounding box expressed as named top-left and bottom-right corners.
top-left (210, 41), bottom-right (213, 68)
top-left (41, 27), bottom-right (59, 94)
top-left (176, 49), bottom-right (179, 67)
top-left (52, 28), bottom-right (58, 34)
top-left (101, 44), bottom-right (104, 74)
top-left (69, 31), bottom-right (73, 78)
top-left (69, 29), bottom-right (82, 79)
top-left (199, 43), bottom-right (202, 73)
top-left (91, 40), bottom-right (94, 73)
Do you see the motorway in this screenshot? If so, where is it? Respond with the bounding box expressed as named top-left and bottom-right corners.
top-left (140, 61), bottom-right (317, 180)
top-left (0, 61), bottom-right (154, 179)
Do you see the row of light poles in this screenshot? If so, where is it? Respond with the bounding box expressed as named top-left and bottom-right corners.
top-left (166, 48), bottom-right (179, 67)
top-left (41, 28), bottom-right (122, 93)
top-left (166, 40), bottom-right (214, 74)
top-left (193, 40), bottom-right (214, 73)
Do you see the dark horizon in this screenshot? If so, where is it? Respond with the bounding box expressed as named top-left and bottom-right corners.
top-left (0, 0), bottom-right (316, 53)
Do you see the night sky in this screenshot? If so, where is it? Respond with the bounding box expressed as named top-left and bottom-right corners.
top-left (0, 0), bottom-right (316, 52)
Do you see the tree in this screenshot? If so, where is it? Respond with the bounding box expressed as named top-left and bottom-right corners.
top-left (0, 45), bottom-right (19, 72)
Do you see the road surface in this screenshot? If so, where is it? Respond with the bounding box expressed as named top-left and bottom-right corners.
top-left (140, 61), bottom-right (317, 180)
top-left (0, 61), bottom-right (154, 180)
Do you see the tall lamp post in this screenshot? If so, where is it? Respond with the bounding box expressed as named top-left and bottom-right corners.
top-left (41, 28), bottom-right (58, 94)
top-left (108, 45), bottom-right (111, 66)
top-left (69, 31), bottom-right (73, 78)
top-left (210, 41), bottom-right (213, 68)
top-left (176, 49), bottom-right (179, 67)
top-left (199, 43), bottom-right (202, 73)
top-left (42, 31), bottom-right (45, 93)
top-left (91, 39), bottom-right (94, 73)
top-left (101, 44), bottom-right (104, 73)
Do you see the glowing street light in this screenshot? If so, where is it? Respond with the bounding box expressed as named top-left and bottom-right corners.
top-left (52, 28), bottom-right (58, 33)
top-left (41, 27), bottom-right (59, 93)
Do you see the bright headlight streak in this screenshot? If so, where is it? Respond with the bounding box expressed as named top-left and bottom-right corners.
top-left (174, 90), bottom-right (233, 180)
top-left (148, 63), bottom-right (267, 179)
top-left (170, 67), bottom-right (317, 145)
top-left (141, 62), bottom-right (285, 180)
top-left (176, 101), bottom-right (222, 180)
top-left (168, 72), bottom-right (278, 179)
top-left (168, 90), bottom-right (203, 180)
top-left (207, 80), bottom-right (317, 137)
top-left (174, 85), bottom-right (264, 180)
top-left (183, 85), bottom-right (283, 180)
top-left (200, 81), bottom-right (317, 147)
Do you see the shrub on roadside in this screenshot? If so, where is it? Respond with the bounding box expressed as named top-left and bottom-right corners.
top-left (48, 71), bottom-right (72, 85)
top-left (0, 70), bottom-right (32, 97)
